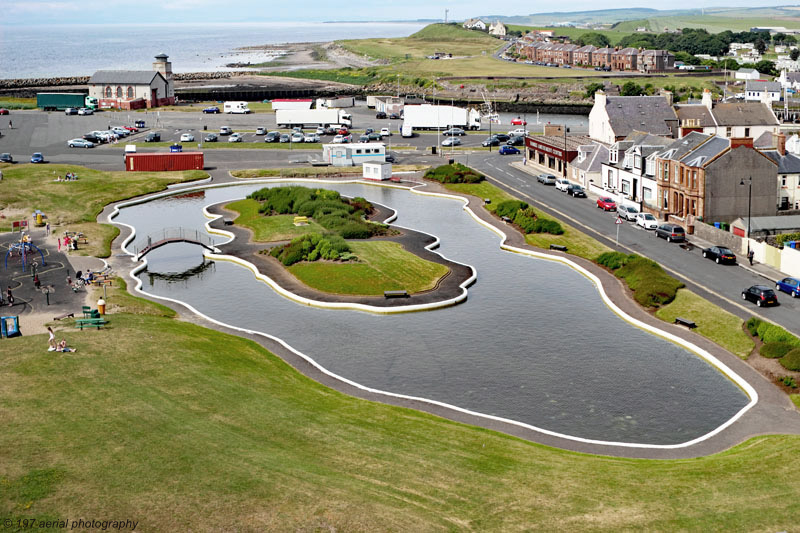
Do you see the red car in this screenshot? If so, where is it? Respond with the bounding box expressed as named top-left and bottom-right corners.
top-left (337, 127), bottom-right (349, 135)
top-left (123, 126), bottom-right (139, 132)
top-left (510, 117), bottom-right (527, 125)
top-left (0, 108), bottom-right (9, 115)
top-left (596, 197), bottom-right (617, 211)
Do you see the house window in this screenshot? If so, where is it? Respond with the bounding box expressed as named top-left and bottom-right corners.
top-left (643, 187), bottom-right (652, 201)
top-left (692, 171), bottom-right (697, 189)
top-left (116, 86), bottom-right (123, 98)
top-left (127, 86), bottom-right (134, 98)
top-left (691, 200), bottom-right (697, 216)
top-left (621, 180), bottom-right (630, 194)
top-left (675, 167), bottom-right (680, 183)
top-left (726, 127), bottom-right (732, 137)
top-left (744, 127), bottom-right (750, 137)
top-left (663, 190), bottom-right (669, 209)
top-left (105, 86), bottom-right (112, 98)
top-left (782, 176), bottom-right (787, 186)
top-left (662, 163), bottom-right (669, 181)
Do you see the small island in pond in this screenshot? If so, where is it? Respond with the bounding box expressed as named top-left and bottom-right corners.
top-left (224, 186), bottom-right (451, 297)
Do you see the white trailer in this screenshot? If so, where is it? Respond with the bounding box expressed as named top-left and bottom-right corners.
top-left (270, 98), bottom-right (313, 110)
top-left (276, 109), bottom-right (352, 128)
top-left (402, 104), bottom-right (481, 130)
top-left (322, 143), bottom-right (385, 167)
top-left (375, 96), bottom-right (404, 115)
top-left (317, 96), bottom-right (355, 108)
top-left (223, 101), bottom-right (251, 114)
top-left (366, 95), bottom-right (391, 108)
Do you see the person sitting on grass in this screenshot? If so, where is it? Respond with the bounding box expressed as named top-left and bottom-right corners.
top-left (57, 339), bottom-right (76, 353)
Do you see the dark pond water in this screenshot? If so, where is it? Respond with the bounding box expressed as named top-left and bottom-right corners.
top-left (115, 182), bottom-right (749, 445)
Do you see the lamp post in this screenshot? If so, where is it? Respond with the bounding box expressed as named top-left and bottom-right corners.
top-left (740, 177), bottom-right (752, 253)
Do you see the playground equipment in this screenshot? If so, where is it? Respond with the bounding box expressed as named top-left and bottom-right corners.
top-left (32, 210), bottom-right (47, 227)
top-left (0, 316), bottom-right (21, 338)
top-left (4, 236), bottom-right (46, 272)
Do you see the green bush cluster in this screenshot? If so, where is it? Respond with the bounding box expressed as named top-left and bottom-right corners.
top-left (249, 186), bottom-right (385, 239)
top-left (613, 255), bottom-right (684, 307)
top-left (495, 200), bottom-right (564, 235)
top-left (745, 317), bottom-right (800, 368)
top-left (424, 163), bottom-right (485, 184)
top-left (269, 233), bottom-right (351, 266)
top-left (760, 342), bottom-right (795, 359)
top-left (596, 251), bottom-right (632, 270)
top-left (780, 348), bottom-right (800, 371)
top-left (755, 321), bottom-right (800, 346)
top-left (775, 232), bottom-right (800, 244)
top-left (746, 317), bottom-right (762, 336)
top-left (781, 375), bottom-right (798, 388)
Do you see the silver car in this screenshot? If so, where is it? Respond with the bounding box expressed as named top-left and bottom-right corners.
top-left (537, 174), bottom-right (556, 185)
top-left (67, 138), bottom-right (94, 148)
top-left (618, 205), bottom-right (639, 221)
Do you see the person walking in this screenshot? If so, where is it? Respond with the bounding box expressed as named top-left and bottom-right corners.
top-left (747, 249), bottom-right (755, 266)
top-left (57, 237), bottom-right (61, 251)
top-left (46, 222), bottom-right (50, 236)
top-left (8, 120), bottom-right (12, 129)
top-left (6, 286), bottom-right (13, 307)
top-left (48, 327), bottom-right (56, 351)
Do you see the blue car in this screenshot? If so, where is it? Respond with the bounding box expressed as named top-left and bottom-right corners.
top-left (30, 152), bottom-right (44, 163)
top-left (499, 145), bottom-right (520, 155)
top-left (202, 106), bottom-right (220, 114)
top-left (775, 277), bottom-right (800, 298)
top-left (170, 144), bottom-right (183, 152)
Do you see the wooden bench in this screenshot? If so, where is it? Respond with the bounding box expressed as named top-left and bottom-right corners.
top-left (549, 244), bottom-right (568, 252)
top-left (53, 312), bottom-right (74, 321)
top-left (384, 290), bottom-right (409, 299)
top-left (501, 216), bottom-right (512, 223)
top-left (674, 317), bottom-right (697, 329)
top-left (75, 318), bottom-right (108, 330)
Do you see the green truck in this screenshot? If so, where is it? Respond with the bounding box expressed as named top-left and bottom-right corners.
top-left (36, 93), bottom-right (98, 111)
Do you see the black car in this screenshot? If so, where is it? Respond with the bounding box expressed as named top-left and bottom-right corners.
top-left (385, 154), bottom-right (396, 163)
top-left (702, 246), bottom-right (736, 264)
top-left (492, 133), bottom-right (511, 142)
top-left (264, 131), bottom-right (280, 142)
top-left (364, 128), bottom-right (374, 135)
top-left (742, 285), bottom-right (778, 307)
top-left (204, 133), bottom-right (218, 142)
top-left (83, 134), bottom-right (101, 143)
top-left (368, 132), bottom-right (382, 141)
top-left (654, 223), bottom-right (686, 243)
top-left (376, 111), bottom-right (387, 119)
top-left (0, 153), bottom-right (12, 163)
top-left (389, 113), bottom-right (401, 120)
top-left (144, 132), bottom-right (161, 142)
top-left (507, 135), bottom-right (524, 146)
top-left (566, 184), bottom-right (586, 197)
top-left (482, 137), bottom-right (501, 147)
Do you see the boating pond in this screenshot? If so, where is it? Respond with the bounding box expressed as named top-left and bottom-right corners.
top-left (114, 181), bottom-right (750, 446)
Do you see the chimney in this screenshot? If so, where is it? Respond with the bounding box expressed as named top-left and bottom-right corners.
top-left (730, 137), bottom-right (754, 149)
top-left (776, 132), bottom-right (786, 156)
top-left (701, 88), bottom-right (713, 110)
top-left (661, 89), bottom-right (673, 106)
top-left (595, 89), bottom-right (607, 107)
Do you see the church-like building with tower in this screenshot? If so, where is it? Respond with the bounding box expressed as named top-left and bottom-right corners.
top-left (88, 53), bottom-right (175, 110)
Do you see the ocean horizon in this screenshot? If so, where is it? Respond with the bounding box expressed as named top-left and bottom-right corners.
top-left (0, 21), bottom-right (427, 79)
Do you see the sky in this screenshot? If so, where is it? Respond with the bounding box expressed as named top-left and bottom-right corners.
top-left (0, 0), bottom-right (791, 25)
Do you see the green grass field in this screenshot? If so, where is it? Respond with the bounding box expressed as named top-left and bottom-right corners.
top-left (2, 309), bottom-right (800, 530)
top-left (288, 240), bottom-right (449, 295)
top-left (227, 198), bottom-right (325, 241)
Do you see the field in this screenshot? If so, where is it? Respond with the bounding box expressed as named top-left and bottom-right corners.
top-left (614, 15), bottom-right (800, 33)
top-left (226, 198), bottom-right (325, 241)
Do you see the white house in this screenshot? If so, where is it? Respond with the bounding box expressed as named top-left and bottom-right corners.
top-left (488, 21), bottom-right (507, 37)
top-left (674, 90), bottom-right (780, 140)
top-left (744, 80), bottom-right (782, 102)
top-left (778, 70), bottom-right (800, 90)
top-left (735, 68), bottom-right (761, 81)
top-left (363, 162), bottom-right (393, 181)
top-left (323, 143), bottom-right (385, 167)
top-left (569, 143), bottom-right (609, 188)
top-left (463, 18), bottom-right (486, 30)
top-left (88, 54), bottom-right (174, 110)
top-left (588, 90), bottom-right (676, 145)
top-left (600, 132), bottom-right (671, 204)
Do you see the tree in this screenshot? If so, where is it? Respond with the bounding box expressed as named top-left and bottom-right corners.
top-left (754, 59), bottom-right (777, 76)
top-left (584, 82), bottom-right (605, 99)
top-left (791, 48), bottom-right (800, 61)
top-left (773, 32), bottom-right (786, 44)
top-left (755, 39), bottom-right (768, 54)
top-left (620, 81), bottom-right (644, 96)
top-left (716, 58), bottom-right (740, 71)
top-left (785, 35), bottom-right (797, 45)
top-left (674, 51), bottom-right (701, 65)
top-left (576, 32), bottom-right (611, 48)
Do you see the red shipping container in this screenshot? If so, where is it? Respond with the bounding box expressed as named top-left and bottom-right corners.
top-left (125, 152), bottom-right (204, 172)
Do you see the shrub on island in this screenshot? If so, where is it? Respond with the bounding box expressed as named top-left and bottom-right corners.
top-left (270, 233), bottom-right (352, 266)
top-left (424, 163), bottom-right (485, 184)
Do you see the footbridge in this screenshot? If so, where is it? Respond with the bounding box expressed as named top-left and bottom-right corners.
top-left (134, 228), bottom-right (219, 260)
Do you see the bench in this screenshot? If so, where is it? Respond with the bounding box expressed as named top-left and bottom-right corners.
top-left (54, 312), bottom-right (74, 321)
top-left (674, 317), bottom-right (697, 329)
top-left (549, 244), bottom-right (568, 252)
top-left (75, 318), bottom-right (107, 330)
top-left (501, 216), bottom-right (512, 223)
top-left (384, 290), bottom-right (409, 299)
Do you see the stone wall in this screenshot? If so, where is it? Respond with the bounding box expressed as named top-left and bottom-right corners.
top-left (691, 220), bottom-right (746, 254)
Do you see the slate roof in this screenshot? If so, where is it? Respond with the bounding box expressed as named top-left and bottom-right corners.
top-left (745, 80), bottom-right (782, 92)
top-left (659, 132), bottom-right (713, 161)
top-left (88, 70), bottom-right (164, 85)
top-left (575, 45), bottom-right (597, 53)
top-left (753, 131), bottom-right (775, 149)
top-left (675, 104), bottom-right (716, 128)
top-left (680, 136), bottom-right (730, 167)
top-left (760, 150), bottom-right (800, 173)
top-left (786, 72), bottom-right (800, 83)
top-left (604, 95), bottom-right (676, 138)
top-left (738, 68), bottom-right (759, 75)
top-left (733, 215), bottom-right (800, 232)
top-left (571, 144), bottom-right (608, 172)
top-left (710, 102), bottom-right (779, 127)
top-left (614, 47), bottom-right (639, 56)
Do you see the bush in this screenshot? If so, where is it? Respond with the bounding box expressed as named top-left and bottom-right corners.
top-left (596, 252), bottom-right (632, 270)
top-left (495, 200), bottom-right (528, 219)
top-left (746, 317), bottom-right (762, 336)
top-left (614, 255), bottom-right (684, 307)
top-left (270, 233), bottom-right (352, 266)
top-left (760, 342), bottom-right (795, 359)
top-left (756, 321), bottom-right (800, 346)
top-left (779, 348), bottom-right (800, 371)
top-left (781, 375), bottom-right (798, 388)
top-left (424, 163), bottom-right (484, 184)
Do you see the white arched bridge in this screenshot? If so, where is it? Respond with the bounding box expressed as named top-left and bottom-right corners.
top-left (134, 227), bottom-right (219, 260)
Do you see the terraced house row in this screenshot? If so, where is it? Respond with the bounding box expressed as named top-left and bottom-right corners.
top-left (517, 40), bottom-right (675, 72)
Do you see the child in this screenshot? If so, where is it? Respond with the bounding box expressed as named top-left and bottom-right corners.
top-left (48, 327), bottom-right (56, 351)
top-left (57, 339), bottom-right (76, 353)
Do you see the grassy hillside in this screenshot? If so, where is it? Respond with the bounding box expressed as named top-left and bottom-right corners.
top-left (410, 23), bottom-right (500, 43)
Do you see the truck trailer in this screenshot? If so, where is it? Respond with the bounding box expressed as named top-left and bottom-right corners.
top-left (37, 93), bottom-right (97, 111)
top-left (125, 152), bottom-right (204, 172)
top-left (401, 104), bottom-right (481, 131)
top-left (275, 109), bottom-right (352, 128)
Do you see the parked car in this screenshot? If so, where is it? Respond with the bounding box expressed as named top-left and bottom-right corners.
top-left (180, 133), bottom-right (195, 142)
top-left (304, 133), bottom-right (320, 143)
top-left (0, 108), bottom-right (9, 115)
top-left (492, 133), bottom-right (511, 142)
top-left (596, 197), bottom-right (617, 211)
top-left (385, 153), bottom-right (396, 163)
top-left (375, 111), bottom-right (387, 119)
top-left (256, 127), bottom-right (267, 135)
top-left (204, 133), bottom-right (218, 142)
top-left (315, 126), bottom-right (326, 135)
top-left (380, 128), bottom-right (391, 137)
top-left (291, 132), bottom-right (305, 143)
top-left (635, 212), bottom-right (658, 230)
top-left (442, 137), bottom-right (461, 147)
top-left (228, 133), bottom-right (243, 142)
top-left (364, 128), bottom-right (374, 135)
top-left (775, 277), bottom-right (800, 298)
top-left (337, 127), bottom-right (349, 135)
top-left (566, 184), bottom-right (586, 197)
top-left (265, 131), bottom-right (280, 142)
top-left (510, 117), bottom-right (527, 125)
top-left (203, 106), bottom-right (220, 114)
top-left (219, 126), bottom-right (232, 135)
top-left (443, 128), bottom-right (465, 136)
top-left (507, 128), bottom-right (528, 137)
top-left (389, 113), bottom-right (400, 120)
top-left (110, 127), bottom-right (129, 137)
top-left (507, 135), bottom-right (525, 146)
top-left (170, 144), bottom-right (182, 152)
top-left (499, 145), bottom-right (520, 155)
top-left (0, 153), bottom-right (13, 163)
top-left (537, 174), bottom-right (556, 185)
top-left (702, 246), bottom-right (737, 264)
top-left (64, 107), bottom-right (78, 115)
top-left (617, 205), bottom-right (639, 221)
top-left (123, 125), bottom-right (139, 132)
top-left (742, 285), bottom-right (778, 307)
top-left (368, 132), bottom-right (382, 141)
top-left (482, 137), bottom-right (501, 147)
top-left (67, 138), bottom-right (94, 148)
top-left (359, 134), bottom-right (370, 143)
top-left (332, 134), bottom-right (345, 144)
top-left (554, 178), bottom-right (570, 191)
top-left (144, 132), bottom-right (161, 142)
top-left (323, 126), bottom-right (336, 135)
top-left (654, 223), bottom-right (686, 242)
top-left (30, 152), bottom-right (44, 163)
top-left (83, 133), bottom-right (101, 143)
top-left (77, 107), bottom-right (94, 115)
top-left (279, 133), bottom-right (290, 143)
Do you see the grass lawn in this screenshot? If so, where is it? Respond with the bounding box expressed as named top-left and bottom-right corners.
top-left (443, 181), bottom-right (516, 212)
top-left (793, 395), bottom-right (800, 409)
top-left (226, 198), bottom-right (325, 242)
top-left (2, 307), bottom-right (800, 530)
top-left (88, 277), bottom-right (176, 318)
top-left (59, 222), bottom-right (120, 258)
top-left (0, 97), bottom-right (37, 110)
top-left (288, 240), bottom-right (449, 295)
top-left (656, 289), bottom-right (755, 359)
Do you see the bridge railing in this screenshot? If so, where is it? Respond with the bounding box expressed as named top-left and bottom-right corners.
top-left (134, 227), bottom-right (217, 257)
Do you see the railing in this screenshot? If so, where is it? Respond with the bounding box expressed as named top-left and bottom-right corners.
top-left (134, 227), bottom-right (217, 258)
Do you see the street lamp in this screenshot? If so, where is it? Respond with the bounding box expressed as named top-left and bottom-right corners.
top-left (740, 177), bottom-right (752, 252)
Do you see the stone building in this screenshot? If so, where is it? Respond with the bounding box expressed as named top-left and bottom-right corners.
top-left (88, 54), bottom-right (175, 110)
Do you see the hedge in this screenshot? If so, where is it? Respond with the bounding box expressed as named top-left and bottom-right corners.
top-left (424, 163), bottom-right (485, 184)
top-left (780, 348), bottom-right (800, 371)
top-left (746, 317), bottom-right (762, 337)
top-left (270, 233), bottom-right (351, 266)
top-left (755, 321), bottom-right (800, 346)
top-left (614, 255), bottom-right (684, 307)
top-left (596, 251), bottom-right (632, 270)
top-left (760, 342), bottom-right (795, 359)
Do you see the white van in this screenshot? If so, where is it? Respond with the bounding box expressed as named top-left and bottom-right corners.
top-left (223, 101), bottom-right (251, 114)
top-left (401, 124), bottom-right (413, 138)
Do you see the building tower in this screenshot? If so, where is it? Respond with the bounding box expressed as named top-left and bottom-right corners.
top-left (153, 53), bottom-right (174, 98)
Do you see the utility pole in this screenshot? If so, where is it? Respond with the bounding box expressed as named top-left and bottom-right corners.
top-left (445, 8), bottom-right (448, 23)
